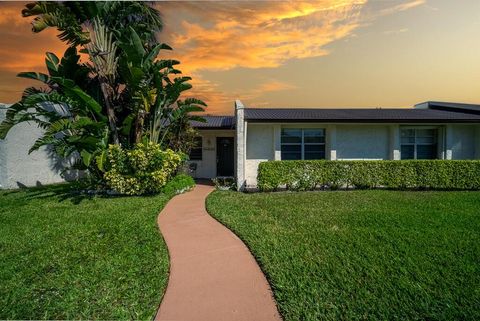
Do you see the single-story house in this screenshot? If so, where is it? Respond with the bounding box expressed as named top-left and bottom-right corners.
top-left (189, 100), bottom-right (480, 190)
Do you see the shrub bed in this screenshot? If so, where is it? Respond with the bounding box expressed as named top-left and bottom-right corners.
top-left (104, 142), bottom-right (185, 195)
top-left (258, 160), bottom-right (480, 191)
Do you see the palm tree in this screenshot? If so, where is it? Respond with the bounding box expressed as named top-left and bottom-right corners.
top-left (0, 1), bottom-right (206, 182)
top-left (21, 1), bottom-right (163, 144)
top-left (22, 1), bottom-right (162, 47)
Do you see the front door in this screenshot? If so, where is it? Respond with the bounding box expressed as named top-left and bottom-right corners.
top-left (216, 137), bottom-right (234, 176)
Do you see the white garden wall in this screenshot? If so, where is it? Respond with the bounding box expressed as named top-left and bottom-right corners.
top-left (0, 105), bottom-right (78, 189)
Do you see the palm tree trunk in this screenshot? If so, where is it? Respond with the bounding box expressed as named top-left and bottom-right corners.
top-left (134, 110), bottom-right (145, 144)
top-left (99, 80), bottom-right (119, 145)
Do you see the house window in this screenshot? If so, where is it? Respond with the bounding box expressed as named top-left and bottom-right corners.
top-left (281, 128), bottom-right (325, 160)
top-left (189, 136), bottom-right (203, 160)
top-left (400, 128), bottom-right (437, 159)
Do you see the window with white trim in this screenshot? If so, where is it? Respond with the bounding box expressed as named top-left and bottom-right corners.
top-left (281, 128), bottom-right (325, 160)
top-left (400, 128), bottom-right (438, 159)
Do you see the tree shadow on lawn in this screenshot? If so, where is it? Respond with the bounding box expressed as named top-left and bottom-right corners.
top-left (3, 183), bottom-right (123, 205)
top-left (12, 183), bottom-right (161, 205)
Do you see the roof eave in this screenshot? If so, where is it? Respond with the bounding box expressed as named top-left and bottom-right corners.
top-left (245, 118), bottom-right (480, 124)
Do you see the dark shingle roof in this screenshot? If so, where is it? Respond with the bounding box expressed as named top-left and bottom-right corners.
top-left (244, 108), bottom-right (480, 123)
top-left (191, 116), bottom-right (235, 129)
top-left (192, 105), bottom-right (480, 128)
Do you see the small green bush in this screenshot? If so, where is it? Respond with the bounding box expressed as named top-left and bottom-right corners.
top-left (162, 174), bottom-right (195, 195)
top-left (258, 160), bottom-right (480, 191)
top-left (104, 142), bottom-right (185, 195)
top-left (212, 177), bottom-right (236, 190)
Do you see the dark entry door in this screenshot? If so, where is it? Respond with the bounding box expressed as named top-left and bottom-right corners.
top-left (216, 137), bottom-right (234, 176)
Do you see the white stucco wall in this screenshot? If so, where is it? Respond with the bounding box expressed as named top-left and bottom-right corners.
top-left (336, 125), bottom-right (390, 160)
top-left (188, 129), bottom-right (235, 179)
top-left (192, 122), bottom-right (480, 187)
top-left (240, 122), bottom-right (479, 187)
top-left (475, 125), bottom-right (480, 159)
top-left (450, 125), bottom-right (476, 159)
top-left (245, 124), bottom-right (274, 186)
top-left (0, 105), bottom-right (75, 189)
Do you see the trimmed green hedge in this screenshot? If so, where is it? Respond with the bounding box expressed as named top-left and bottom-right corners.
top-left (258, 160), bottom-right (480, 191)
top-left (162, 174), bottom-right (195, 195)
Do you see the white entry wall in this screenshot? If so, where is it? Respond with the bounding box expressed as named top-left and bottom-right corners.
top-left (189, 130), bottom-right (235, 179)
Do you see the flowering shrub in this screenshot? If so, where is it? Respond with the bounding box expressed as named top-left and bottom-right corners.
top-left (104, 141), bottom-right (185, 195)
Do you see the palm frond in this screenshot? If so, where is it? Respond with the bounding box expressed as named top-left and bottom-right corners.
top-left (23, 2), bottom-right (90, 46)
top-left (86, 18), bottom-right (118, 81)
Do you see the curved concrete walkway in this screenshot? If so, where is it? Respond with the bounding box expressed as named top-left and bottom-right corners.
top-left (155, 183), bottom-right (281, 321)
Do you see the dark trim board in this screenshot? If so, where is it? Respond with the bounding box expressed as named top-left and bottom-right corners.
top-left (243, 108), bottom-right (480, 123)
top-left (245, 119), bottom-right (480, 124)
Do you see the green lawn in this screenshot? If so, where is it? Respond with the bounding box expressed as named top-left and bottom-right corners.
top-left (0, 184), bottom-right (170, 320)
top-left (207, 190), bottom-right (480, 321)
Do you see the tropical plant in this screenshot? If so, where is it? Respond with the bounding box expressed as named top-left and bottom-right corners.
top-left (21, 1), bottom-right (165, 145)
top-left (115, 26), bottom-right (206, 146)
top-left (0, 1), bottom-right (206, 189)
top-left (22, 1), bottom-right (162, 47)
top-left (161, 99), bottom-right (207, 153)
top-left (0, 47), bottom-right (109, 176)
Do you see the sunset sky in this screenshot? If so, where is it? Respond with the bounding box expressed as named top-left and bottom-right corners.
top-left (0, 0), bottom-right (479, 114)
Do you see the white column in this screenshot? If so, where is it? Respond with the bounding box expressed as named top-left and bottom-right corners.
top-left (273, 125), bottom-right (281, 160)
top-left (445, 124), bottom-right (453, 160)
top-left (235, 100), bottom-right (246, 190)
top-left (389, 125), bottom-right (400, 160)
top-left (327, 125), bottom-right (337, 160)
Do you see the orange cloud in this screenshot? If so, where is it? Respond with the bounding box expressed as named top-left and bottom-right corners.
top-left (258, 80), bottom-right (297, 92)
top-left (0, 1), bottom-right (66, 102)
top-left (378, 0), bottom-right (425, 15)
top-left (159, 1), bottom-right (369, 112)
top-left (180, 78), bottom-right (298, 114)
top-left (0, 0), bottom-right (427, 109)
top-left (0, 2), bottom-right (27, 26)
top-left (0, 3), bottom-right (65, 72)
top-left (161, 1), bottom-right (367, 73)
top-left (158, 0), bottom-right (425, 112)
